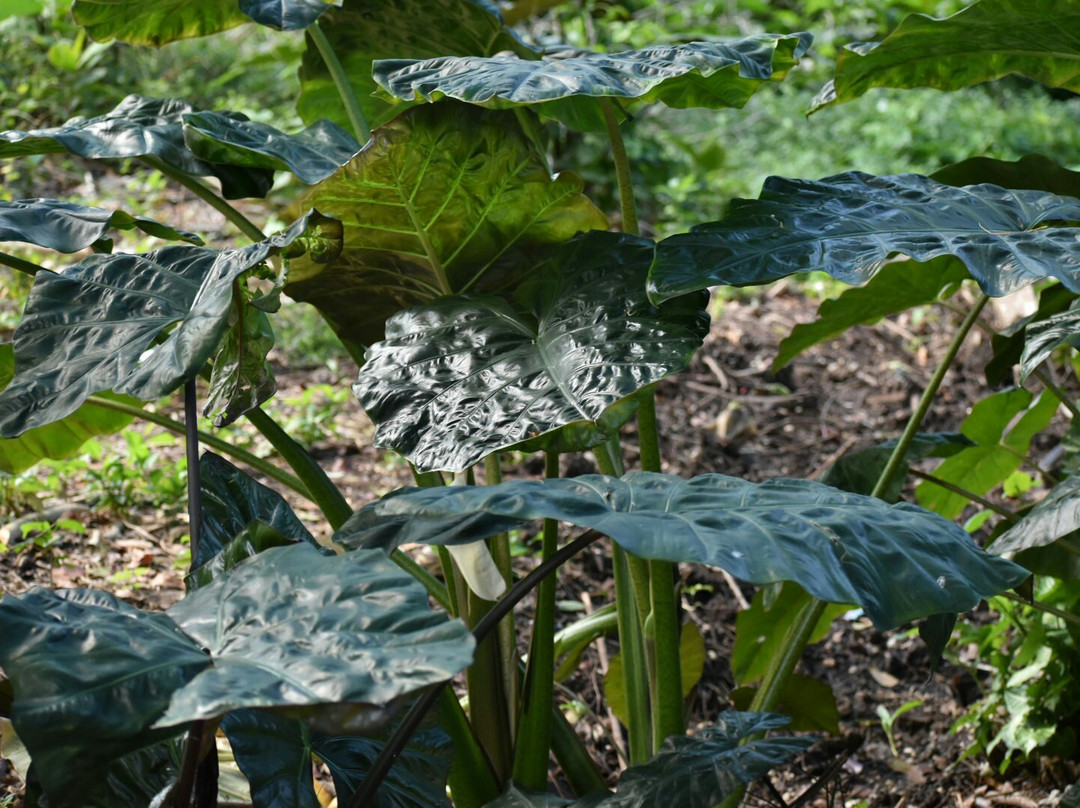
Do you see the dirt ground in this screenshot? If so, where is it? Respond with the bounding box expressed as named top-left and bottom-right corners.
top-left (2, 277), bottom-right (1078, 807)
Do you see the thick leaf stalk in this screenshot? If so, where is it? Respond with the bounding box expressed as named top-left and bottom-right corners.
top-left (307, 21), bottom-right (371, 144)
top-left (600, 98), bottom-right (639, 236)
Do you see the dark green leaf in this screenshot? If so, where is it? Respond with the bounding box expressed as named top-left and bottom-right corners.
top-left (183, 112), bottom-right (361, 185)
top-left (821, 432), bottom-right (973, 502)
top-left (812, 0), bottom-right (1080, 112)
top-left (336, 472), bottom-right (1029, 629)
top-left (916, 389), bottom-right (1058, 519)
top-left (484, 784), bottom-right (573, 808)
top-left (0, 344), bottom-right (140, 474)
top-left (774, 256), bottom-right (968, 370)
top-left (933, 154), bottom-right (1080, 198)
top-left (354, 231), bottom-right (708, 472)
top-left (0, 95), bottom-right (273, 199)
top-left (985, 282), bottom-right (1075, 386)
top-left (239, 0), bottom-right (334, 30)
top-left (203, 304), bottom-right (276, 427)
top-left (919, 612), bottom-right (957, 672)
top-left (0, 198), bottom-right (202, 253)
top-left (0, 212), bottom-right (338, 436)
top-left (731, 583), bottom-right (848, 686)
top-left (72, 0), bottom-right (249, 44)
top-left (187, 519), bottom-right (302, 591)
top-left (285, 103), bottom-right (607, 355)
top-left (1020, 303), bottom-right (1080, 381)
top-left (297, 0), bottom-right (535, 133)
top-left (0, 588), bottom-right (210, 803)
top-left (0, 0), bottom-right (43, 22)
top-left (730, 674), bottom-right (840, 734)
top-left (648, 172), bottom-right (1080, 305)
top-left (374, 34), bottom-right (812, 131)
top-left (160, 544), bottom-right (475, 726)
top-left (991, 474), bottom-right (1080, 575)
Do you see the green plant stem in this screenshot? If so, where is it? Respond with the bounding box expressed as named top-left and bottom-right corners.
top-left (140, 156), bottom-right (266, 243)
top-left (513, 451), bottom-right (561, 788)
top-left (467, 585), bottom-right (514, 783)
top-left (86, 395), bottom-right (307, 494)
top-left (439, 688), bottom-right (501, 808)
top-left (600, 98), bottom-right (639, 236)
top-left (1031, 366), bottom-right (1080, 421)
top-left (550, 701), bottom-right (609, 796)
top-left (308, 22), bottom-right (371, 145)
top-left (345, 529), bottom-right (603, 808)
top-left (908, 468), bottom-right (1019, 522)
top-left (485, 453), bottom-right (519, 738)
top-left (0, 250), bottom-right (45, 275)
top-left (244, 407), bottom-right (352, 530)
top-left (998, 590), bottom-right (1080, 627)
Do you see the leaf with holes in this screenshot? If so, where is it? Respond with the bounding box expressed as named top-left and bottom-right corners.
top-left (0, 212), bottom-right (339, 436)
top-left (648, 172), bottom-right (1080, 305)
top-left (374, 34), bottom-right (812, 131)
top-left (0, 95), bottom-right (273, 199)
top-left (812, 0), bottom-right (1080, 112)
top-left (285, 103), bottom-right (607, 356)
top-left (336, 472), bottom-right (1028, 628)
top-left (353, 231), bottom-right (708, 472)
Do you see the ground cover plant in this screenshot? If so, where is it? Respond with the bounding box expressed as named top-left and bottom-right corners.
top-left (0, 0), bottom-right (1079, 806)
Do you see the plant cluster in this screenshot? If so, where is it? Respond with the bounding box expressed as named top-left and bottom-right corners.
top-left (0, 1), bottom-right (1079, 806)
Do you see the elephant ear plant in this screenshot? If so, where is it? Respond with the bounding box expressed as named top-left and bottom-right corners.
top-left (1, 0), bottom-right (1071, 805)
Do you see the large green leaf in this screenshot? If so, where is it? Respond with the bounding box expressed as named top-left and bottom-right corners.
top-left (374, 34), bottom-right (812, 131)
top-left (239, 0), bottom-right (335, 30)
top-left (991, 474), bottom-right (1080, 579)
top-left (285, 103), bottom-right (607, 355)
top-left (203, 302), bottom-right (277, 427)
top-left (72, 0), bottom-right (249, 44)
top-left (0, 198), bottom-right (201, 253)
top-left (0, 212), bottom-right (339, 437)
top-left (0, 95), bottom-right (273, 199)
top-left (183, 112), bottom-right (361, 185)
top-left (0, 344), bottom-right (139, 474)
top-left (1019, 303), bottom-right (1080, 381)
top-left (336, 472), bottom-right (1028, 628)
top-left (773, 256), bottom-right (969, 371)
top-left (0, 588), bottom-right (210, 802)
top-left (223, 709), bottom-right (452, 808)
top-left (933, 154), bottom-right (1080, 198)
top-left (916, 388), bottom-right (1059, 519)
top-left (649, 172), bottom-right (1080, 305)
top-left (354, 231), bottom-right (709, 472)
top-left (812, 0), bottom-right (1080, 112)
top-left (485, 713), bottom-right (812, 808)
top-left (296, 0), bottom-right (534, 133)
top-left (985, 282), bottom-right (1076, 386)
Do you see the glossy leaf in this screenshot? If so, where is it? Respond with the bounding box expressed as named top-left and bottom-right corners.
top-left (0, 95), bottom-right (273, 199)
top-left (933, 154), bottom-right (1080, 198)
top-left (730, 674), bottom-right (840, 734)
top-left (223, 709), bottom-right (452, 808)
top-left (0, 345), bottom-right (139, 474)
top-left (991, 474), bottom-right (1080, 576)
top-left (72, 0), bottom-right (249, 44)
top-left (774, 256), bottom-right (968, 370)
top-left (203, 304), bottom-right (277, 427)
top-left (0, 212), bottom-right (339, 436)
top-left (985, 282), bottom-right (1076, 386)
top-left (239, 0), bottom-right (335, 30)
top-left (1020, 304), bottom-right (1080, 381)
top-left (354, 231), bottom-right (708, 472)
top-left (0, 588), bottom-right (210, 801)
top-left (286, 103), bottom-right (607, 355)
top-left (919, 612), bottom-right (958, 672)
top-left (916, 389), bottom-right (1059, 519)
top-left (374, 34), bottom-right (812, 131)
top-left (296, 0), bottom-right (534, 133)
top-left (159, 544), bottom-right (475, 726)
top-left (0, 198), bottom-right (202, 253)
top-left (337, 472), bottom-right (1029, 628)
top-left (812, 0), bottom-right (1080, 112)
top-left (488, 713), bottom-right (812, 808)
top-left (183, 112), bottom-right (361, 185)
top-left (648, 172), bottom-right (1080, 305)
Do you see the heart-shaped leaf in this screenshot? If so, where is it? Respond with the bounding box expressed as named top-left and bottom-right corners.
top-left (1020, 303), bottom-right (1080, 381)
top-left (222, 709), bottom-right (452, 808)
top-left (933, 154), bottom-right (1080, 198)
top-left (0, 95), bottom-right (273, 199)
top-left (374, 34), bottom-right (812, 131)
top-left (354, 231), bottom-right (709, 472)
top-left (812, 0), bottom-right (1080, 112)
top-left (336, 472), bottom-right (1029, 628)
top-left (649, 172), bottom-right (1080, 305)
top-left (916, 388), bottom-right (1058, 519)
top-left (0, 199), bottom-right (202, 254)
top-left (0, 344), bottom-right (140, 474)
top-left (183, 112), bottom-right (361, 185)
top-left (72, 0), bottom-right (249, 44)
top-left (239, 0), bottom-right (335, 30)
top-left (774, 256), bottom-right (969, 371)
top-left (486, 713), bottom-right (812, 808)
top-left (296, 0), bottom-right (535, 133)
top-left (285, 103), bottom-right (607, 356)
top-left (0, 211), bottom-right (339, 436)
